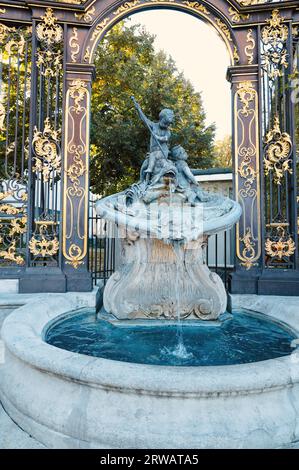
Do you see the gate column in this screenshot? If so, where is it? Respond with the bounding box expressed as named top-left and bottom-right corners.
top-left (61, 64), bottom-right (95, 292)
top-left (228, 65), bottom-right (263, 294)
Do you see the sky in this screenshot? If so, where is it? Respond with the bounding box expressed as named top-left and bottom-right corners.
top-left (129, 9), bottom-right (231, 141)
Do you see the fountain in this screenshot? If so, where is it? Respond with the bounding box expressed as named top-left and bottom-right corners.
top-left (1, 99), bottom-right (299, 449)
top-left (96, 97), bottom-right (241, 321)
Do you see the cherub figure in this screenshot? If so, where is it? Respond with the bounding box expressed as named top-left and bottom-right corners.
top-left (170, 145), bottom-right (209, 204)
top-left (131, 97), bottom-right (174, 182)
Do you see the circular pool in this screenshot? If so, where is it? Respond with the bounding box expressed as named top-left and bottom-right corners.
top-left (1, 295), bottom-right (299, 449)
top-left (46, 310), bottom-right (295, 367)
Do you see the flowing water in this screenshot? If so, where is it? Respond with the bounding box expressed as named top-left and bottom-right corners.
top-left (167, 239), bottom-right (193, 361)
top-left (46, 309), bottom-right (297, 367)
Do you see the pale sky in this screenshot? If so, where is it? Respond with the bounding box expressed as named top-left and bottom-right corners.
top-left (129, 10), bottom-right (231, 140)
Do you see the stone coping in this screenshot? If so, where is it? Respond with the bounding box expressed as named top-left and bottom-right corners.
top-left (1, 293), bottom-right (299, 398)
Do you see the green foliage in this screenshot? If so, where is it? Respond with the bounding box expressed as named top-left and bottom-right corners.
top-left (212, 135), bottom-right (232, 169)
top-left (90, 20), bottom-right (215, 196)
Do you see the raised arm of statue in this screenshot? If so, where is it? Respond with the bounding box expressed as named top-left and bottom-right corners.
top-left (131, 96), bottom-right (153, 130)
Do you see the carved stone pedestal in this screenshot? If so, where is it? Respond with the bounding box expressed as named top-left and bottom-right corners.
top-left (104, 237), bottom-right (227, 321)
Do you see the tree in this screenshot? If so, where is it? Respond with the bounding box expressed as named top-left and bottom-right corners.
top-left (90, 20), bottom-right (215, 196)
top-left (212, 135), bottom-right (232, 168)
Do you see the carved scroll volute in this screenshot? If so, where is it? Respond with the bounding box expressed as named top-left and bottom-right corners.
top-left (62, 75), bottom-right (91, 272)
top-left (230, 70), bottom-right (262, 271)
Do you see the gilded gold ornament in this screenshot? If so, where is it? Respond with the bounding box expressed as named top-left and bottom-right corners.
top-left (29, 236), bottom-right (59, 258)
top-left (228, 7), bottom-right (249, 23)
top-left (245, 29), bottom-right (255, 66)
top-left (264, 115), bottom-right (293, 185)
top-left (36, 8), bottom-right (63, 46)
top-left (65, 244), bottom-right (84, 269)
top-left (182, 2), bottom-right (209, 15)
top-left (239, 228), bottom-right (258, 270)
top-left (36, 49), bottom-right (63, 77)
top-left (69, 79), bottom-right (88, 113)
top-left (91, 18), bottom-right (110, 42)
top-left (0, 240), bottom-right (24, 266)
top-left (261, 9), bottom-right (289, 79)
top-left (32, 118), bottom-right (61, 182)
top-left (113, 1), bottom-right (141, 16)
top-left (233, 46), bottom-right (240, 65)
top-left (70, 27), bottom-right (80, 63)
top-left (236, 81), bottom-right (255, 117)
top-left (214, 18), bottom-right (232, 42)
top-left (75, 6), bottom-right (96, 23)
top-left (265, 225), bottom-right (295, 260)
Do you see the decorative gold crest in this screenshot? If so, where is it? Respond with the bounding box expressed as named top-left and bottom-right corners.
top-left (36, 8), bottom-right (63, 46)
top-left (265, 225), bottom-right (295, 261)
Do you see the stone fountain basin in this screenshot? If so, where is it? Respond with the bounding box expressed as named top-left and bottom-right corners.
top-left (96, 191), bottom-right (242, 240)
top-left (1, 295), bottom-right (299, 449)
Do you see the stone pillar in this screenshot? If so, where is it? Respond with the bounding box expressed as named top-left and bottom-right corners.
top-left (228, 65), bottom-right (263, 294)
top-left (61, 64), bottom-right (94, 292)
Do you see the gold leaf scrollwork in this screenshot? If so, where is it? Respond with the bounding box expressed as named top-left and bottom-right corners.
top-left (36, 9), bottom-right (63, 78)
top-left (0, 23), bottom-right (10, 42)
top-left (245, 29), bottom-right (255, 65)
top-left (75, 6), bottom-right (96, 23)
top-left (69, 79), bottom-right (88, 113)
top-left (36, 49), bottom-right (63, 77)
top-left (0, 24), bottom-right (30, 58)
top-left (113, 1), bottom-right (140, 16)
top-left (182, 2), bottom-right (210, 15)
top-left (66, 244), bottom-right (83, 269)
top-left (32, 118), bottom-right (61, 182)
top-left (233, 46), bottom-right (240, 65)
top-left (239, 228), bottom-right (258, 270)
top-left (67, 145), bottom-right (86, 196)
top-left (36, 8), bottom-right (63, 46)
top-left (263, 115), bottom-right (293, 185)
top-left (0, 181), bottom-right (27, 266)
top-left (236, 81), bottom-right (255, 117)
top-left (91, 18), bottom-right (110, 42)
top-left (70, 27), bottom-right (80, 62)
top-left (0, 241), bottom-right (24, 266)
top-left (261, 9), bottom-right (289, 79)
top-left (9, 217), bottom-right (27, 237)
top-left (228, 7), bottom-right (249, 23)
top-left (238, 149), bottom-right (258, 198)
top-left (84, 46), bottom-right (91, 63)
top-left (262, 9), bottom-right (288, 46)
top-left (29, 221), bottom-right (59, 258)
top-left (214, 18), bottom-right (232, 42)
top-left (265, 225), bottom-right (295, 261)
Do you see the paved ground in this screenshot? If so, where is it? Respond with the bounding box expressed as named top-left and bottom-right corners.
top-left (0, 403), bottom-right (45, 449)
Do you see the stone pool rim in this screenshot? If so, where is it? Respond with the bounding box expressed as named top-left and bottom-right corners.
top-left (1, 297), bottom-right (299, 396)
top-left (1, 294), bottom-right (299, 448)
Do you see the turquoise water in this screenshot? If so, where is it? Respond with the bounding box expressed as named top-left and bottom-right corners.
top-left (45, 310), bottom-right (296, 367)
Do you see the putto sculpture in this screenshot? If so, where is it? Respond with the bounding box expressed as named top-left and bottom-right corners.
top-left (96, 98), bottom-right (241, 321)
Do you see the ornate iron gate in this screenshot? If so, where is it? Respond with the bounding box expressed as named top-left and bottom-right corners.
top-left (0, 1), bottom-right (299, 295)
